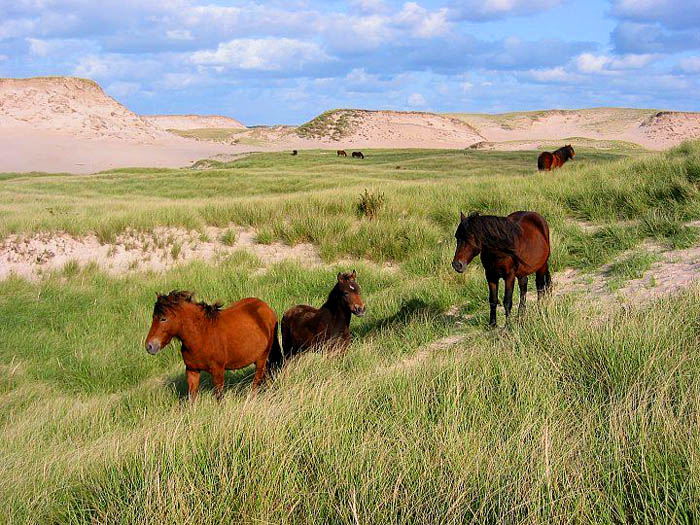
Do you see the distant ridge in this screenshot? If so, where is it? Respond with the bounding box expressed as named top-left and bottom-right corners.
top-left (144, 114), bottom-right (246, 130)
top-left (447, 107), bottom-right (700, 150)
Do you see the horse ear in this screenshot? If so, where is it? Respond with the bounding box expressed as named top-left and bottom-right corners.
top-left (460, 211), bottom-right (466, 222)
top-left (351, 269), bottom-right (357, 278)
top-left (337, 272), bottom-right (342, 281)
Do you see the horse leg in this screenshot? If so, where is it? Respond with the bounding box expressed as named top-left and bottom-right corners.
top-left (186, 368), bottom-right (200, 402)
top-left (251, 358), bottom-right (267, 393)
top-left (503, 274), bottom-right (515, 325)
top-left (488, 279), bottom-right (499, 327)
top-left (211, 367), bottom-right (225, 401)
top-left (518, 275), bottom-right (528, 316)
top-left (536, 263), bottom-right (551, 301)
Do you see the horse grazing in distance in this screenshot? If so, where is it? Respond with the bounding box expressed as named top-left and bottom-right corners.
top-left (351, 151), bottom-right (364, 159)
top-left (291, 150), bottom-right (298, 156)
top-left (281, 271), bottom-right (366, 360)
top-left (537, 144), bottom-right (574, 171)
top-left (145, 291), bottom-right (281, 400)
top-left (337, 150), bottom-right (347, 157)
top-left (452, 212), bottom-right (551, 327)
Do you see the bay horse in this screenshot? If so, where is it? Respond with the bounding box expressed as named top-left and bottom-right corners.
top-left (452, 211), bottom-right (551, 327)
top-left (337, 150), bottom-right (347, 157)
top-left (281, 271), bottom-right (366, 360)
top-left (537, 144), bottom-right (574, 171)
top-left (351, 151), bottom-right (364, 159)
top-left (145, 291), bottom-right (281, 400)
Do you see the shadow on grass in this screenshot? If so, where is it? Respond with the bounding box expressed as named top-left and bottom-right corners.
top-left (354, 297), bottom-right (484, 337)
top-left (166, 365), bottom-right (256, 399)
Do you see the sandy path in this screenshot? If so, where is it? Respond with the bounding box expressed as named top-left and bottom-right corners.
top-left (0, 226), bottom-right (320, 281)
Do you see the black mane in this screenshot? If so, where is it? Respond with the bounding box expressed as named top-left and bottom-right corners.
top-left (153, 290), bottom-right (223, 320)
top-left (457, 213), bottom-right (523, 260)
top-left (554, 145), bottom-right (574, 161)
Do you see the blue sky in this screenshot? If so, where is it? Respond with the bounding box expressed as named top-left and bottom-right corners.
top-left (1, 0), bottom-right (699, 125)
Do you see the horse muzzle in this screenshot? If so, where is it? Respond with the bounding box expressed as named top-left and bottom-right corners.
top-left (145, 340), bottom-right (161, 355)
top-left (452, 260), bottom-right (466, 273)
top-left (352, 305), bottom-right (366, 317)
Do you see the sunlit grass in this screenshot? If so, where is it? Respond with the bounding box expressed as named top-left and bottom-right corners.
top-left (2, 141), bottom-right (700, 523)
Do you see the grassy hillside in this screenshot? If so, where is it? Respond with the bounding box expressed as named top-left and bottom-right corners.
top-left (2, 142), bottom-right (700, 522)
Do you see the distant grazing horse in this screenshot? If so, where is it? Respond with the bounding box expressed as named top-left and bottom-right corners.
top-left (337, 150), bottom-right (347, 157)
top-left (351, 151), bottom-right (364, 159)
top-left (145, 291), bottom-right (281, 399)
top-left (537, 144), bottom-right (574, 171)
top-left (291, 150), bottom-right (298, 156)
top-left (281, 271), bottom-right (366, 360)
top-left (452, 211), bottom-right (551, 327)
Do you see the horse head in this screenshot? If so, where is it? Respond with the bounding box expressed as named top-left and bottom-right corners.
top-left (337, 270), bottom-right (366, 317)
top-left (452, 211), bottom-right (482, 273)
top-left (145, 291), bottom-right (191, 354)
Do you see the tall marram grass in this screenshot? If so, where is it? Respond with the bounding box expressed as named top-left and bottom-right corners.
top-left (2, 142), bottom-right (700, 523)
top-left (2, 266), bottom-right (699, 522)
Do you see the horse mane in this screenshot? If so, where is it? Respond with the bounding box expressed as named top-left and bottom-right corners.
top-left (154, 290), bottom-right (223, 320)
top-left (554, 145), bottom-right (573, 161)
top-left (458, 212), bottom-right (523, 262)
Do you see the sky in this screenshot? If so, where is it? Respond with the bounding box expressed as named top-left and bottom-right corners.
top-left (1, 0), bottom-right (699, 125)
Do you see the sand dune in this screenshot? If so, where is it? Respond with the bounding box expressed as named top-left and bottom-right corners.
top-left (295, 109), bottom-right (485, 148)
top-left (144, 114), bottom-right (246, 130)
top-left (0, 77), bottom-right (168, 141)
top-left (449, 108), bottom-right (700, 150)
top-left (2, 76), bottom-right (700, 174)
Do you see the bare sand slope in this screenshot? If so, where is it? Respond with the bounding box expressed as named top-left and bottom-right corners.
top-left (0, 77), bottom-right (239, 173)
top-left (144, 114), bottom-right (246, 130)
top-left (450, 108), bottom-right (700, 150)
top-left (0, 77), bottom-right (169, 141)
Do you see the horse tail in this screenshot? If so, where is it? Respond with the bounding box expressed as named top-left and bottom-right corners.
top-left (267, 321), bottom-right (284, 372)
top-left (537, 153), bottom-right (547, 170)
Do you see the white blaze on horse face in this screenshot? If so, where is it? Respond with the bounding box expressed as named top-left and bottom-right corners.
top-left (349, 284), bottom-right (356, 291)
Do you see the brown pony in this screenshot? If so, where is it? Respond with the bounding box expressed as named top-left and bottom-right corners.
top-left (537, 144), bottom-right (574, 171)
top-left (351, 151), bottom-right (364, 159)
top-left (281, 271), bottom-right (366, 360)
top-left (337, 150), bottom-right (347, 157)
top-left (145, 291), bottom-right (281, 399)
top-left (452, 211), bottom-right (551, 327)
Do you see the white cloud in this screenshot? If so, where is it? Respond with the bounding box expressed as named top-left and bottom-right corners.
top-left (166, 29), bottom-right (193, 41)
top-left (449, 0), bottom-right (563, 20)
top-left (525, 66), bottom-right (578, 83)
top-left (26, 37), bottom-right (49, 56)
top-left (611, 0), bottom-right (700, 29)
top-left (396, 3), bottom-right (451, 38)
top-left (576, 53), bottom-right (657, 73)
top-left (679, 56), bottom-right (700, 74)
top-left (26, 37), bottom-right (96, 57)
top-left (0, 18), bottom-right (36, 39)
top-left (190, 38), bottom-right (330, 71)
top-left (73, 54), bottom-right (161, 80)
top-left (155, 72), bottom-right (210, 90)
top-left (407, 92), bottom-right (426, 106)
top-left (106, 81), bottom-right (141, 98)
